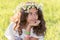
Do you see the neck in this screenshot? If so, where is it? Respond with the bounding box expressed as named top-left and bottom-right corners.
top-left (22, 23), bottom-right (31, 30)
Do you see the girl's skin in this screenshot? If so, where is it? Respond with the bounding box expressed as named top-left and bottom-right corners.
top-left (24, 8), bottom-right (40, 40)
top-left (11, 7), bottom-right (40, 40)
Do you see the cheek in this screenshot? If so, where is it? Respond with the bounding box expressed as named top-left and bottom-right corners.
top-left (27, 17), bottom-right (31, 22)
top-left (27, 16), bottom-right (38, 21)
top-left (27, 14), bottom-right (38, 23)
top-left (27, 15), bottom-right (32, 20)
top-left (27, 16), bottom-right (30, 22)
top-left (27, 16), bottom-right (34, 23)
top-left (36, 15), bottom-right (38, 20)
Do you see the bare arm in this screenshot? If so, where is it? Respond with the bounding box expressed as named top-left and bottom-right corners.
top-left (30, 37), bottom-right (38, 40)
top-left (23, 25), bottom-right (31, 40)
top-left (24, 37), bottom-right (38, 40)
top-left (23, 19), bottom-right (40, 40)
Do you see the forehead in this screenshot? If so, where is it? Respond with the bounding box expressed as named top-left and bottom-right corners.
top-left (29, 8), bottom-right (38, 13)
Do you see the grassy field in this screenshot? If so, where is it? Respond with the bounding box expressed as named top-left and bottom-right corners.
top-left (0, 0), bottom-right (60, 40)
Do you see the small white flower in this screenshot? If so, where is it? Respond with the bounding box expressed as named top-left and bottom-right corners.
top-left (13, 2), bottom-right (43, 14)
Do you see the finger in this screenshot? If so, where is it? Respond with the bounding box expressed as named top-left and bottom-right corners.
top-left (33, 20), bottom-right (40, 25)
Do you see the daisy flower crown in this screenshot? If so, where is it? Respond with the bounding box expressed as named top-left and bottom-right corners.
top-left (13, 2), bottom-right (43, 13)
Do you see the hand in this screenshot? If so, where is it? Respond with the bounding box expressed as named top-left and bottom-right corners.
top-left (26, 20), bottom-right (40, 31)
top-left (28, 20), bottom-right (40, 27)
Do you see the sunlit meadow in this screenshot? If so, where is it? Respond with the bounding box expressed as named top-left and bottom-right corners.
top-left (0, 0), bottom-right (60, 40)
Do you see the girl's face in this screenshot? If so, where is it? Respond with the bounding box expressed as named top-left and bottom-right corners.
top-left (27, 7), bottom-right (38, 23)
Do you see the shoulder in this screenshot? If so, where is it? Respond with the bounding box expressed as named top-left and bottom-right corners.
top-left (4, 22), bottom-right (17, 39)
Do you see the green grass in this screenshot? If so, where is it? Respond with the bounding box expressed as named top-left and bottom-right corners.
top-left (0, 0), bottom-right (60, 40)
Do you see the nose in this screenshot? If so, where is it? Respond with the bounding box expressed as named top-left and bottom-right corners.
top-left (32, 14), bottom-right (38, 20)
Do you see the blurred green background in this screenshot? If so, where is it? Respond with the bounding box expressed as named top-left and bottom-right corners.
top-left (0, 0), bottom-right (60, 40)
